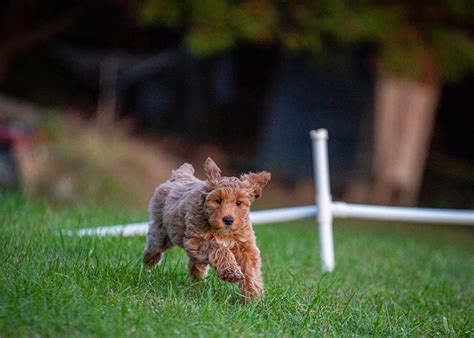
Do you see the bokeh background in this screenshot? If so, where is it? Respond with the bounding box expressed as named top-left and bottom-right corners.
top-left (1, 0), bottom-right (473, 211)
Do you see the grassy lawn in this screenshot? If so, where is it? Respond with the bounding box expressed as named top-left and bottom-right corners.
top-left (1, 193), bottom-right (473, 336)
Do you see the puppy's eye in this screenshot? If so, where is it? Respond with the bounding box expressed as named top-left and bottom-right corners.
top-left (236, 201), bottom-right (242, 206)
top-left (215, 199), bottom-right (222, 205)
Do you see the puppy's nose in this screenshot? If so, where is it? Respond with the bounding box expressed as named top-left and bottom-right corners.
top-left (222, 215), bottom-right (234, 226)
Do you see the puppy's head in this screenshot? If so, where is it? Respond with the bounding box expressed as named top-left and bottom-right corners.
top-left (203, 157), bottom-right (271, 231)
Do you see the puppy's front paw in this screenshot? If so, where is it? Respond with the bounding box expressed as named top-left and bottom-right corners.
top-left (218, 266), bottom-right (244, 283)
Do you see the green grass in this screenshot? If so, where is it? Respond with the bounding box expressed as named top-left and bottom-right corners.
top-left (1, 193), bottom-right (473, 336)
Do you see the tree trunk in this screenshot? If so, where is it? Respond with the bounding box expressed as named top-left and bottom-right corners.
top-left (371, 76), bottom-right (440, 205)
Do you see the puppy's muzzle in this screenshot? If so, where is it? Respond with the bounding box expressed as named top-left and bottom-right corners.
top-left (222, 215), bottom-right (234, 226)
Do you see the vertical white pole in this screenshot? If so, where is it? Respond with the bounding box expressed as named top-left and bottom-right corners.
top-left (310, 129), bottom-right (335, 272)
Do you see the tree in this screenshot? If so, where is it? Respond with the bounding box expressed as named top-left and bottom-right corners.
top-left (135, 0), bottom-right (474, 81)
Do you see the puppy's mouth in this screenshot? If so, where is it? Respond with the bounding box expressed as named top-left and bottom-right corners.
top-left (210, 221), bottom-right (235, 234)
top-left (216, 227), bottom-right (232, 236)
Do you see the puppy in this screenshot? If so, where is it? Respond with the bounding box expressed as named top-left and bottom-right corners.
top-left (143, 157), bottom-right (270, 302)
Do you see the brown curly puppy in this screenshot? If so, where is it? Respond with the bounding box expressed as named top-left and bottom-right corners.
top-left (143, 157), bottom-right (271, 302)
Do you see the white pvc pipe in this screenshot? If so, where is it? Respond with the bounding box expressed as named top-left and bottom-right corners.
top-left (75, 223), bottom-right (149, 237)
top-left (72, 205), bottom-right (318, 237)
top-left (310, 129), bottom-right (335, 272)
top-left (250, 205), bottom-right (317, 224)
top-left (72, 200), bottom-right (474, 237)
top-left (332, 202), bottom-right (474, 225)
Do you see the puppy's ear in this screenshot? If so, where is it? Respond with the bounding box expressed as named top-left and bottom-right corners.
top-left (241, 171), bottom-right (271, 200)
top-left (203, 157), bottom-right (221, 186)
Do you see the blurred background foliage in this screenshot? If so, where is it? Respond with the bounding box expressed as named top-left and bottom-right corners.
top-left (136, 0), bottom-right (474, 81)
top-left (17, 113), bottom-right (179, 209)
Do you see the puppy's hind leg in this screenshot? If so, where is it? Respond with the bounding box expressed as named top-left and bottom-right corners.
top-left (143, 185), bottom-right (172, 267)
top-left (143, 219), bottom-right (170, 267)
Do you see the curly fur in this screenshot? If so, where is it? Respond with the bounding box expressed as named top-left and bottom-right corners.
top-left (143, 157), bottom-right (271, 302)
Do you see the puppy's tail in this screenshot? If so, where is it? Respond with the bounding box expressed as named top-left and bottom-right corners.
top-left (171, 163), bottom-right (195, 181)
